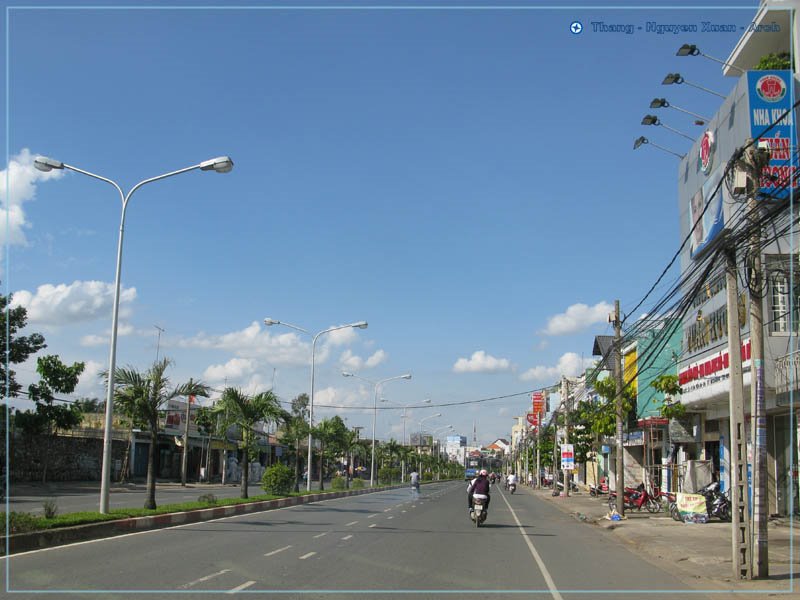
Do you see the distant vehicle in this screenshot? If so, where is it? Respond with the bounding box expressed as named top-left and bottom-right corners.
top-left (464, 468), bottom-right (477, 481)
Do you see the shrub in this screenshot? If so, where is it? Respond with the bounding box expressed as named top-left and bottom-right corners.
top-left (43, 500), bottom-right (58, 519)
top-left (331, 476), bottom-right (346, 490)
top-left (351, 478), bottom-right (364, 489)
top-left (422, 472), bottom-right (433, 481)
top-left (1, 512), bottom-right (41, 535)
top-left (197, 493), bottom-right (218, 505)
top-left (262, 463), bottom-right (295, 496)
top-left (378, 467), bottom-right (400, 484)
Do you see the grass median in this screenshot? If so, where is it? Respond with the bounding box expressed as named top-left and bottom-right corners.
top-left (1, 486), bottom-right (379, 536)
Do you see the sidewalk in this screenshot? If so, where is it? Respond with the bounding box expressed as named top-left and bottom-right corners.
top-left (521, 484), bottom-right (798, 597)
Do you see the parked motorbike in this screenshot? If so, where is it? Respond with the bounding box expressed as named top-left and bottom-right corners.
top-left (471, 494), bottom-right (489, 527)
top-left (589, 483), bottom-right (609, 497)
top-left (671, 481), bottom-right (731, 522)
top-left (608, 483), bottom-right (660, 513)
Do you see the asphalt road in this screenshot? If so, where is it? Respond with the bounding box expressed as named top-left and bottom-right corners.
top-left (2, 481), bottom-right (712, 599)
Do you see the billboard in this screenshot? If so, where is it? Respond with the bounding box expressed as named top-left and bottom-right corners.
top-left (409, 433), bottom-right (433, 447)
top-left (747, 70), bottom-right (797, 200)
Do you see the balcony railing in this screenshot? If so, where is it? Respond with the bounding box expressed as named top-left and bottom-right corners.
top-left (775, 350), bottom-right (800, 405)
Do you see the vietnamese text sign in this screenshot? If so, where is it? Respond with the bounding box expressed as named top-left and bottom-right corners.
top-left (560, 443), bottom-right (574, 471)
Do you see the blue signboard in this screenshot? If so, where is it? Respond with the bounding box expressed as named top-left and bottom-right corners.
top-left (748, 70), bottom-right (797, 200)
top-left (689, 165), bottom-right (726, 259)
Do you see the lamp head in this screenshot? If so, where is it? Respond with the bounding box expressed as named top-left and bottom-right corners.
top-left (676, 44), bottom-right (699, 57)
top-left (34, 156), bottom-right (64, 172)
top-left (650, 98), bottom-right (669, 109)
top-left (401, 373), bottom-right (412, 380)
top-left (662, 73), bottom-right (684, 86)
top-left (641, 115), bottom-right (659, 126)
top-left (199, 156), bottom-right (234, 173)
top-left (633, 136), bottom-right (648, 150)
top-left (263, 318), bottom-right (279, 326)
top-left (352, 321), bottom-right (368, 329)
top-left (342, 371), bottom-right (354, 377)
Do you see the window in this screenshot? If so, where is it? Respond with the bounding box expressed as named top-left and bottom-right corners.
top-left (767, 256), bottom-right (800, 335)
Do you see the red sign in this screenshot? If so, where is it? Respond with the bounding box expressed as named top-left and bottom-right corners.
top-left (532, 391), bottom-right (545, 415)
top-left (526, 413), bottom-right (538, 426)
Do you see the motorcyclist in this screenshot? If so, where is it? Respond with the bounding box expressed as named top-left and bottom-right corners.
top-left (507, 472), bottom-right (518, 489)
top-left (468, 469), bottom-right (491, 516)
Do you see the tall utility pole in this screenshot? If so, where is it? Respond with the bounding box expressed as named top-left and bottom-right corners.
top-left (725, 246), bottom-right (753, 579)
top-left (736, 140), bottom-right (770, 577)
top-left (612, 300), bottom-right (625, 515)
top-left (562, 376), bottom-right (570, 497)
top-left (181, 383), bottom-right (194, 487)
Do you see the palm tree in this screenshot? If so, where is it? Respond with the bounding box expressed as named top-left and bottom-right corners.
top-left (112, 358), bottom-right (209, 510)
top-left (340, 429), bottom-right (361, 489)
top-left (283, 415), bottom-right (308, 492)
top-left (214, 387), bottom-right (284, 499)
top-left (312, 416), bottom-right (347, 491)
top-left (397, 445), bottom-right (414, 482)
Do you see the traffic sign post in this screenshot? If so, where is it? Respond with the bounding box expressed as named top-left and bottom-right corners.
top-left (560, 443), bottom-right (575, 471)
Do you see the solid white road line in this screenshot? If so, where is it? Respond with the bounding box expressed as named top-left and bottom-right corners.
top-left (264, 545), bottom-right (292, 557)
top-left (227, 581), bottom-right (256, 593)
top-left (299, 552), bottom-right (317, 560)
top-left (179, 568), bottom-right (231, 588)
top-left (341, 535), bottom-right (353, 540)
top-left (345, 521), bottom-right (358, 526)
top-left (498, 491), bottom-right (563, 600)
top-left (313, 531), bottom-right (329, 538)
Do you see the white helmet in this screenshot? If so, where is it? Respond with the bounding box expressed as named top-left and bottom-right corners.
top-left (479, 469), bottom-right (488, 476)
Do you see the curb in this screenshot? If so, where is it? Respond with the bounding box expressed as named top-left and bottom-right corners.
top-left (4, 483), bottom-right (412, 556)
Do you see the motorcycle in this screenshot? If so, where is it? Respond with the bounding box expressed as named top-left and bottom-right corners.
top-left (471, 494), bottom-right (489, 527)
top-left (589, 482), bottom-right (609, 497)
top-left (508, 482), bottom-right (516, 494)
top-left (671, 481), bottom-right (731, 522)
top-left (608, 483), bottom-right (660, 513)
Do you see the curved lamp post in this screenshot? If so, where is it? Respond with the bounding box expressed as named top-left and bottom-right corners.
top-left (417, 413), bottom-right (442, 473)
top-left (264, 318), bottom-right (367, 491)
top-left (35, 155), bottom-right (234, 514)
top-left (342, 371), bottom-right (411, 486)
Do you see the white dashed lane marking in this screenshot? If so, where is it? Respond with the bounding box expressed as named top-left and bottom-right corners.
top-left (264, 545), bottom-right (291, 557)
top-left (313, 532), bottom-right (329, 539)
top-left (179, 569), bottom-right (231, 589)
top-left (368, 523), bottom-right (377, 528)
top-left (299, 552), bottom-right (317, 560)
top-left (345, 521), bottom-right (358, 526)
top-left (227, 581), bottom-right (256, 593)
top-left (341, 534), bottom-right (353, 540)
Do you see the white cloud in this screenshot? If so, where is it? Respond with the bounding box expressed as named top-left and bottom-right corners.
top-left (10, 280), bottom-right (137, 326)
top-left (365, 350), bottom-right (387, 368)
top-left (74, 360), bottom-right (106, 398)
top-left (203, 357), bottom-right (259, 382)
top-left (80, 334), bottom-right (107, 347)
top-left (0, 148), bottom-right (65, 262)
top-left (520, 352), bottom-right (596, 383)
top-left (541, 301), bottom-right (613, 336)
top-left (453, 351), bottom-right (511, 374)
top-left (339, 348), bottom-right (387, 371)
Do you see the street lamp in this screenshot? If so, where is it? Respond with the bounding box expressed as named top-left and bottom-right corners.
top-left (649, 98), bottom-right (710, 123)
top-left (640, 114), bottom-right (695, 141)
top-left (342, 371), bottom-right (412, 486)
top-left (34, 154), bottom-right (234, 514)
top-left (662, 72), bottom-right (726, 99)
top-left (417, 413), bottom-right (442, 473)
top-left (633, 136), bottom-right (686, 159)
top-left (676, 44), bottom-right (746, 74)
top-left (265, 318), bottom-right (368, 491)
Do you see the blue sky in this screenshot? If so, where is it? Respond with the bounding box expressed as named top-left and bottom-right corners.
top-left (3, 1), bottom-right (762, 444)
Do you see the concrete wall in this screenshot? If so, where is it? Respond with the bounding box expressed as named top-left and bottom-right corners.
top-left (5, 434), bottom-right (127, 482)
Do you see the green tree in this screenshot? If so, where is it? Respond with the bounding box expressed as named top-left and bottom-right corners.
top-left (283, 394), bottom-right (309, 492)
top-left (111, 358), bottom-right (209, 509)
top-left (0, 293), bottom-right (46, 397)
top-left (340, 429), bottom-right (362, 489)
top-left (312, 416), bottom-right (347, 491)
top-left (755, 52), bottom-right (792, 70)
top-left (214, 387), bottom-right (284, 499)
top-left (15, 355), bottom-right (85, 483)
top-left (74, 397), bottom-right (102, 413)
top-left (651, 374), bottom-right (686, 420)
